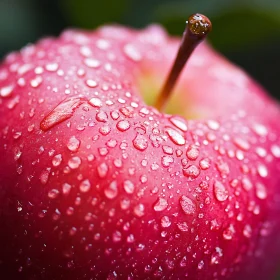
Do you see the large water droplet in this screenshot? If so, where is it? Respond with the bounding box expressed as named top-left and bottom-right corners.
top-left (183, 165), bottom-right (200, 180)
top-left (186, 144), bottom-right (199, 160)
top-left (123, 44), bottom-right (142, 61)
top-left (169, 116), bottom-right (188, 132)
top-left (52, 154), bottom-right (62, 167)
top-left (68, 156), bottom-right (81, 169)
top-left (161, 216), bottom-right (171, 228)
top-left (97, 162), bottom-right (108, 178)
top-left (255, 182), bottom-right (267, 200)
top-left (40, 97), bottom-right (86, 131)
top-left (0, 85), bottom-right (13, 97)
top-left (134, 203), bottom-right (145, 217)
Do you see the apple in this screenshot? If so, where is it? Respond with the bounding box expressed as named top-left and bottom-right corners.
top-left (0, 13), bottom-right (280, 280)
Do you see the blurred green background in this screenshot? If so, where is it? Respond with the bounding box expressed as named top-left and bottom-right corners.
top-left (0, 0), bottom-right (279, 278)
top-left (0, 0), bottom-right (280, 101)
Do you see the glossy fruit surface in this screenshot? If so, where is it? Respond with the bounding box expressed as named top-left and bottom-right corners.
top-left (0, 25), bottom-right (280, 279)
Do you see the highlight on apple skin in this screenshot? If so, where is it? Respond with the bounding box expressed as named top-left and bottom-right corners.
top-left (0, 14), bottom-right (280, 280)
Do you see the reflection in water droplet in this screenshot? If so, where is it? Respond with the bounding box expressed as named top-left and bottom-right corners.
top-left (134, 203), bottom-right (145, 217)
top-left (123, 44), bottom-right (142, 61)
top-left (186, 144), bottom-right (199, 160)
top-left (68, 156), bottom-right (81, 169)
top-left (117, 120), bottom-right (130, 131)
top-left (123, 180), bottom-right (135, 194)
top-left (104, 181), bottom-right (118, 199)
top-left (183, 165), bottom-right (200, 180)
top-left (169, 116), bottom-right (188, 132)
top-left (97, 162), bottom-right (108, 178)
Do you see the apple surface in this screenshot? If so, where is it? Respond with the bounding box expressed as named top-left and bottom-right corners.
top-left (0, 22), bottom-right (280, 280)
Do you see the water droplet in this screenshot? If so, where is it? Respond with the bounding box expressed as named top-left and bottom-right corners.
top-left (86, 79), bottom-right (98, 88)
top-left (233, 137), bottom-right (250, 151)
top-left (199, 158), bottom-right (211, 170)
top-left (84, 58), bottom-right (100, 68)
top-left (68, 156), bottom-right (81, 169)
top-left (169, 116), bottom-right (188, 132)
top-left (243, 224), bottom-right (252, 238)
top-left (123, 180), bottom-right (135, 194)
top-left (211, 247), bottom-right (223, 264)
top-left (30, 76), bottom-right (43, 88)
top-left (39, 168), bottom-right (51, 184)
top-left (96, 111), bottom-right (108, 122)
top-left (162, 145), bottom-right (173, 155)
top-left (104, 181), bottom-right (118, 199)
top-left (271, 144), bottom-right (280, 158)
top-left (79, 179), bottom-right (91, 193)
top-left (213, 181), bottom-right (228, 202)
top-left (257, 164), bottom-right (268, 178)
top-left (89, 97), bottom-right (102, 107)
top-left (161, 155), bottom-right (174, 167)
top-left (183, 165), bottom-right (200, 180)
top-left (207, 120), bottom-right (220, 130)
top-left (52, 154), bottom-right (62, 167)
top-left (252, 123), bottom-right (268, 136)
top-left (0, 85), bottom-right (13, 97)
top-left (177, 222), bottom-right (189, 232)
top-left (97, 162), bottom-right (108, 178)
top-left (40, 97), bottom-right (85, 131)
top-left (67, 136), bottom-right (81, 152)
top-left (133, 135), bottom-right (148, 151)
top-left (180, 196), bottom-right (196, 215)
top-left (62, 183), bottom-right (72, 195)
top-left (112, 230), bottom-right (122, 242)
top-left (255, 182), bottom-right (267, 200)
top-left (116, 120), bottom-right (130, 131)
top-left (134, 203), bottom-right (145, 217)
top-left (161, 216), bottom-right (171, 228)
top-left (165, 127), bottom-right (185, 145)
top-left (186, 144), bottom-right (199, 160)
top-left (123, 44), bottom-right (142, 61)
top-left (223, 224), bottom-right (235, 240)
top-left (45, 63), bottom-right (59, 72)
top-left (48, 189), bottom-right (59, 199)
top-left (153, 198), bottom-right (168, 212)
top-left (241, 177), bottom-right (253, 191)
top-left (197, 260), bottom-right (204, 270)
top-left (99, 125), bottom-right (111, 135)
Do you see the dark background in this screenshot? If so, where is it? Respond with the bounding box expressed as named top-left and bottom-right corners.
top-left (0, 0), bottom-right (279, 101)
top-left (0, 0), bottom-right (279, 278)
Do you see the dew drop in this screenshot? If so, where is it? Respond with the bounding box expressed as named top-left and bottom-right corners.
top-left (52, 154), bottom-right (62, 167)
top-left (165, 127), bottom-right (185, 145)
top-left (161, 216), bottom-right (171, 228)
top-left (39, 168), bottom-right (51, 185)
top-left (84, 58), bottom-right (100, 68)
top-left (169, 116), bottom-right (188, 132)
top-left (161, 155), bottom-right (174, 167)
top-left (233, 137), bottom-right (250, 151)
top-left (183, 165), bottom-right (200, 180)
top-left (0, 85), bottom-right (13, 97)
top-left (116, 120), bottom-right (130, 131)
top-left (257, 164), bottom-right (268, 178)
top-left (177, 222), bottom-right (189, 232)
top-left (211, 247), bottom-right (223, 265)
top-left (30, 76), bottom-right (43, 88)
top-left (207, 120), bottom-right (220, 130)
top-left (112, 231), bottom-right (122, 242)
top-left (45, 63), bottom-right (59, 72)
top-left (123, 180), bottom-right (135, 194)
top-left (199, 158), bottom-right (211, 170)
top-left (186, 144), bottom-right (199, 160)
top-left (243, 224), bottom-right (252, 238)
top-left (89, 97), bottom-right (102, 107)
top-left (180, 195), bottom-right (196, 215)
top-left (153, 198), bottom-right (168, 212)
top-left (67, 136), bottom-right (81, 152)
top-left (86, 79), bottom-right (98, 88)
top-left (40, 97), bottom-right (85, 131)
top-left (252, 123), bottom-right (268, 137)
top-left (123, 44), bottom-right (142, 61)
top-left (213, 181), bottom-right (228, 202)
top-left (104, 181), bottom-right (118, 199)
top-left (255, 182), bottom-right (267, 200)
top-left (223, 224), bottom-right (235, 240)
top-left (79, 179), bottom-right (91, 193)
top-left (271, 144), bottom-right (280, 158)
top-left (62, 183), bottom-right (72, 195)
top-left (48, 189), bottom-right (59, 199)
top-left (241, 177), bottom-right (253, 191)
top-left (162, 145), bottom-right (173, 155)
top-left (68, 156), bottom-right (81, 169)
top-left (97, 162), bottom-right (108, 178)
top-left (134, 203), bottom-right (145, 217)
top-left (133, 135), bottom-right (148, 151)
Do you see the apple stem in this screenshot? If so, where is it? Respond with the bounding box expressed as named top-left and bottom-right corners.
top-left (155, 14), bottom-right (212, 112)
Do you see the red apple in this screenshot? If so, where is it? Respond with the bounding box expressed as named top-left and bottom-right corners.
top-left (0, 14), bottom-right (280, 280)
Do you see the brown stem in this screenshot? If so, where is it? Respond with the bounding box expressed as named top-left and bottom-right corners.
top-left (155, 14), bottom-right (212, 111)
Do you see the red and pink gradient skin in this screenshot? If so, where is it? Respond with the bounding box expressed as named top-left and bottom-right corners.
top-left (0, 25), bottom-right (280, 279)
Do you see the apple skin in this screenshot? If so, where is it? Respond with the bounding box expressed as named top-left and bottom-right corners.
top-left (0, 25), bottom-right (280, 280)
